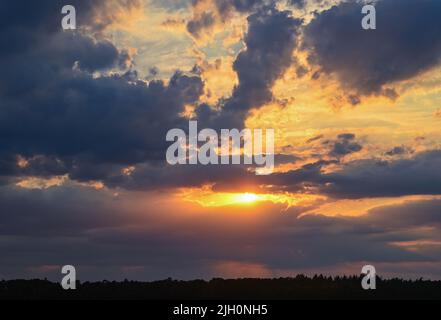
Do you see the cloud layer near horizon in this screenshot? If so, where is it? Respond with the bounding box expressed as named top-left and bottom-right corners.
top-left (1, 184), bottom-right (441, 280)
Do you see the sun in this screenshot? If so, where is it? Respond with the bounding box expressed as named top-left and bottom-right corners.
top-left (181, 186), bottom-right (327, 208)
top-left (236, 193), bottom-right (259, 204)
top-left (181, 188), bottom-right (263, 207)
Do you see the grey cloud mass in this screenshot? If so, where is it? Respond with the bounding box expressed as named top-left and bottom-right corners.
top-left (197, 6), bottom-right (302, 129)
top-left (304, 0), bottom-right (441, 96)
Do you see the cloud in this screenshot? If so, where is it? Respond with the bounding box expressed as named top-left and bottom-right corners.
top-left (385, 146), bottom-right (413, 157)
top-left (0, 1), bottom-right (141, 37)
top-left (186, 11), bottom-right (216, 37)
top-left (151, 0), bottom-right (193, 11)
top-left (320, 150), bottom-right (441, 199)
top-left (306, 134), bottom-right (324, 143)
top-left (0, 68), bottom-right (204, 176)
top-left (253, 149), bottom-right (441, 200)
top-left (0, 1), bottom-right (206, 185)
top-left (229, 7), bottom-right (301, 112)
top-left (288, 0), bottom-right (307, 9)
top-left (301, 150), bottom-right (441, 199)
top-left (325, 133), bottom-right (363, 157)
top-left (362, 199), bottom-right (441, 230)
top-left (0, 2), bottom-right (304, 189)
top-left (303, 0), bottom-right (441, 97)
top-left (186, 0), bottom-right (267, 38)
top-left (197, 6), bottom-right (302, 128)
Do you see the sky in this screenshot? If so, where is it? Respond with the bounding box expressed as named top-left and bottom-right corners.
top-left (1, 0), bottom-right (441, 281)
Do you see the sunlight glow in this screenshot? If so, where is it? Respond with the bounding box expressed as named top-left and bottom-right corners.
top-left (236, 193), bottom-right (259, 203)
top-left (181, 186), bottom-right (326, 208)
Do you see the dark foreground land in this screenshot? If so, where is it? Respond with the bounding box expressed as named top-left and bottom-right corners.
top-left (1, 276), bottom-right (440, 300)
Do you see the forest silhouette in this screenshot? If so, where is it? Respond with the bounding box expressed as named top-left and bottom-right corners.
top-left (1, 275), bottom-right (440, 300)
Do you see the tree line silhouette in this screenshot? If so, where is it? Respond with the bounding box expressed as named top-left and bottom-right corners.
top-left (1, 275), bottom-right (440, 300)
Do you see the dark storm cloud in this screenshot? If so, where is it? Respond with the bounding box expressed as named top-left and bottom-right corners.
top-left (261, 159), bottom-right (338, 193)
top-left (303, 0), bottom-right (441, 96)
top-left (255, 149), bottom-right (441, 199)
top-left (0, 69), bottom-right (203, 175)
top-left (99, 162), bottom-right (256, 191)
top-left (266, 149), bottom-right (441, 199)
top-left (229, 7), bottom-right (301, 111)
top-left (197, 6), bottom-right (302, 128)
top-left (186, 0), bottom-right (311, 37)
top-left (0, 0), bottom-right (139, 95)
top-left (17, 156), bottom-right (71, 178)
top-left (0, 185), bottom-right (128, 237)
top-left (0, 0), bottom-right (141, 36)
top-left (320, 150), bottom-right (441, 199)
top-left (362, 199), bottom-right (441, 230)
top-left (97, 154), bottom-right (297, 192)
top-left (0, 1), bottom-right (204, 183)
top-left (1, 1), bottom-right (302, 187)
top-left (0, 0), bottom-right (139, 69)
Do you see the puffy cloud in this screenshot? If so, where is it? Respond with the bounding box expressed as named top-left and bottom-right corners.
top-left (320, 150), bottom-right (441, 199)
top-left (1, 2), bottom-right (303, 189)
top-left (0, 0), bottom-right (141, 37)
top-left (249, 149), bottom-right (441, 200)
top-left (197, 6), bottom-right (302, 128)
top-left (325, 133), bottom-right (363, 158)
top-left (304, 0), bottom-right (441, 97)
top-left (186, 11), bottom-right (216, 37)
top-left (283, 150), bottom-right (441, 199)
top-left (288, 0), bottom-right (307, 9)
top-left (385, 146), bottom-right (413, 157)
top-left (0, 68), bottom-right (204, 173)
top-left (0, 1), bottom-right (205, 184)
top-left (186, 0), bottom-right (267, 38)
top-left (229, 7), bottom-right (301, 112)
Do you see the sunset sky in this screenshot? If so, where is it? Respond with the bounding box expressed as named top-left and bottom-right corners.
top-left (1, 0), bottom-right (441, 281)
